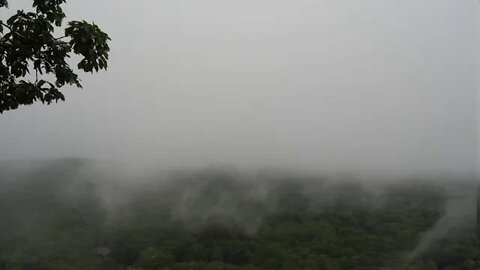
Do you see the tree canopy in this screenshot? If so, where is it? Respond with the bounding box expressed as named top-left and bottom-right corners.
top-left (0, 163), bottom-right (478, 270)
top-left (0, 0), bottom-right (110, 113)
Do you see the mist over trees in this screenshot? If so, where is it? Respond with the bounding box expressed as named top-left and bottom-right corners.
top-left (0, 159), bottom-right (477, 270)
top-left (0, 1), bottom-right (477, 270)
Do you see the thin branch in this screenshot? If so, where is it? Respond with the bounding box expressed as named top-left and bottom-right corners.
top-left (1, 22), bottom-right (66, 45)
top-left (0, 22), bottom-right (11, 31)
top-left (0, 21), bottom-right (23, 39)
top-left (52, 35), bottom-right (67, 41)
top-left (0, 21), bottom-right (15, 36)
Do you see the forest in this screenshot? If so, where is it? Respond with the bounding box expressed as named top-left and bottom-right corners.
top-left (0, 159), bottom-right (478, 270)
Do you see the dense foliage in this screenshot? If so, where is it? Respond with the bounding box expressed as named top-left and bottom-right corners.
top-left (0, 0), bottom-right (110, 113)
top-left (0, 160), bottom-right (477, 270)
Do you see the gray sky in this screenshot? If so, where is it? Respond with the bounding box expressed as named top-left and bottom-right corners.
top-left (0, 0), bottom-right (478, 175)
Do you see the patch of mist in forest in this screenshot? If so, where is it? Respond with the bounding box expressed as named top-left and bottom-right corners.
top-left (405, 180), bottom-right (478, 263)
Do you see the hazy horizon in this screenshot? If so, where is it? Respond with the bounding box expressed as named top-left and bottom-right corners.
top-left (0, 0), bottom-right (478, 177)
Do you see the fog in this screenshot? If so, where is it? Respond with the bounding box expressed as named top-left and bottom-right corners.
top-left (0, 0), bottom-right (478, 177)
top-left (0, 2), bottom-right (478, 268)
top-left (0, 158), bottom-right (476, 268)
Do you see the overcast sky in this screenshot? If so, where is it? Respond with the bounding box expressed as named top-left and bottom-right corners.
top-left (0, 0), bottom-right (478, 176)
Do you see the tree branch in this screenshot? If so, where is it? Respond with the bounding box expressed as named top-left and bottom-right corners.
top-left (1, 21), bottom-right (25, 39)
top-left (52, 35), bottom-right (67, 41)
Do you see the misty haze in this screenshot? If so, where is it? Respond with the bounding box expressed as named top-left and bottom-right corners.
top-left (0, 1), bottom-right (478, 270)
